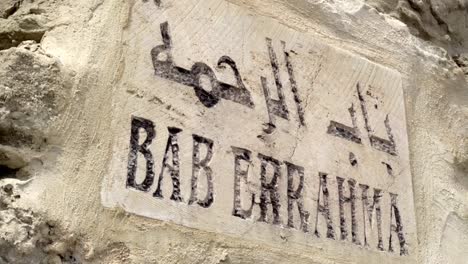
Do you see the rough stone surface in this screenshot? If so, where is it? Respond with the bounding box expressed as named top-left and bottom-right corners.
top-left (0, 182), bottom-right (83, 264)
top-left (0, 0), bottom-right (466, 263)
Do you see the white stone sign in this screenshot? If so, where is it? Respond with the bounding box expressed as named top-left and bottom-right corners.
top-left (102, 0), bottom-right (417, 262)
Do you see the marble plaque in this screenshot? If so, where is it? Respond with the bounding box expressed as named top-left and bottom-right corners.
top-left (102, 1), bottom-right (417, 262)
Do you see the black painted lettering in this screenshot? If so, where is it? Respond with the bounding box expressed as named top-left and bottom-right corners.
top-left (153, 127), bottom-right (183, 202)
top-left (357, 83), bottom-right (397, 156)
top-left (216, 56), bottom-right (255, 108)
top-left (388, 193), bottom-right (408, 255)
top-left (285, 162), bottom-right (309, 232)
top-left (349, 152), bottom-right (358, 167)
top-left (143, 0), bottom-right (161, 7)
top-left (314, 173), bottom-right (335, 239)
top-left (151, 22), bottom-right (254, 109)
top-left (382, 162), bottom-right (393, 176)
top-left (261, 38), bottom-right (289, 133)
top-left (191, 62), bottom-right (220, 107)
top-left (126, 116), bottom-right (156, 192)
top-left (232, 147), bottom-right (255, 219)
top-left (257, 153), bottom-right (282, 225)
top-left (188, 134), bottom-right (215, 208)
top-left (337, 177), bottom-right (360, 245)
top-left (151, 22), bottom-right (194, 87)
top-left (282, 43), bottom-right (305, 126)
top-left (360, 184), bottom-right (384, 251)
top-left (327, 103), bottom-right (362, 144)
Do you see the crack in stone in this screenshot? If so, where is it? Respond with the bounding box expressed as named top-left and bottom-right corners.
top-left (2, 0), bottom-right (21, 19)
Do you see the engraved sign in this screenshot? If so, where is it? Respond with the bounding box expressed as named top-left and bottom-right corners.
top-left (102, 1), bottom-right (417, 263)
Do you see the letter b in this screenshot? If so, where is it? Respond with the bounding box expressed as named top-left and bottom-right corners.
top-left (126, 116), bottom-right (156, 192)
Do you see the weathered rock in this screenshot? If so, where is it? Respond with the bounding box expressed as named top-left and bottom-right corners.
top-left (0, 41), bottom-right (71, 182)
top-left (0, 182), bottom-right (82, 264)
top-left (0, 0), bottom-right (466, 263)
top-left (0, 0), bottom-right (50, 50)
top-left (366, 0), bottom-right (468, 53)
top-left (0, 0), bottom-right (21, 19)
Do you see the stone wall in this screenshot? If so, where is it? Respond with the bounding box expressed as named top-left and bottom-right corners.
top-left (0, 0), bottom-right (466, 263)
